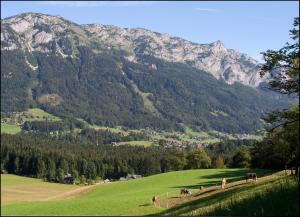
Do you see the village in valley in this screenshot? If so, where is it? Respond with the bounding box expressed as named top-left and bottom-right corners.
top-left (1, 109), bottom-right (262, 150)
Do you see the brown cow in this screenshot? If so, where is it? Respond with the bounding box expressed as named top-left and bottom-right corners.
top-left (245, 173), bottom-right (258, 182)
top-left (152, 195), bottom-right (157, 206)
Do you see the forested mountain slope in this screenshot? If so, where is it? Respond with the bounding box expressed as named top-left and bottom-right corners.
top-left (1, 13), bottom-right (289, 133)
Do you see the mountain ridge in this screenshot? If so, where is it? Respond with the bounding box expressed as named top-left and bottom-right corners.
top-left (1, 12), bottom-right (287, 133)
top-left (1, 12), bottom-right (267, 87)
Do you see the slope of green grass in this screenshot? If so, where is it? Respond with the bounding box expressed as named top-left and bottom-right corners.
top-left (203, 176), bottom-right (299, 216)
top-left (157, 175), bottom-right (298, 216)
top-left (130, 80), bottom-right (160, 117)
top-left (0, 123), bottom-right (22, 134)
top-left (116, 140), bottom-right (155, 147)
top-left (1, 108), bottom-right (61, 135)
top-left (1, 169), bottom-right (269, 216)
top-left (24, 108), bottom-right (61, 122)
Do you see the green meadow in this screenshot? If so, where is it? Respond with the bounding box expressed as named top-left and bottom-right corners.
top-left (116, 140), bottom-right (156, 147)
top-left (0, 123), bottom-right (22, 134)
top-left (1, 169), bottom-right (270, 216)
top-left (1, 108), bottom-right (61, 134)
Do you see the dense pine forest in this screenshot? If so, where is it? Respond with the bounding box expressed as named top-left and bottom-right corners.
top-left (1, 48), bottom-right (289, 133)
top-left (3, 130), bottom-right (292, 185)
top-left (1, 133), bottom-right (259, 183)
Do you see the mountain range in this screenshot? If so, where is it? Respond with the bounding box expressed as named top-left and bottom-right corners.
top-left (1, 12), bottom-right (288, 133)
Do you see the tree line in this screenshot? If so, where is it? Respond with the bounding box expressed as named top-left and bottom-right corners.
top-left (1, 134), bottom-right (213, 184)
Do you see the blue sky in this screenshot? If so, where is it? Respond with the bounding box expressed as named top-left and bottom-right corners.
top-left (1, 1), bottom-right (299, 61)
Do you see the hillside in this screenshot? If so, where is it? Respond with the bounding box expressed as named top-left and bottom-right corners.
top-left (2, 170), bottom-right (298, 216)
top-left (1, 168), bottom-right (271, 216)
top-left (2, 12), bottom-right (267, 87)
top-left (156, 171), bottom-right (298, 216)
top-left (1, 12), bottom-right (289, 133)
top-left (1, 174), bottom-right (79, 204)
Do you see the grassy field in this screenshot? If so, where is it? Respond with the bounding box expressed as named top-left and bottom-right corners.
top-left (24, 108), bottom-right (61, 122)
top-left (202, 176), bottom-right (299, 216)
top-left (1, 169), bottom-right (270, 216)
top-left (0, 123), bottom-right (22, 134)
top-left (157, 173), bottom-right (299, 216)
top-left (1, 108), bottom-right (61, 135)
top-left (1, 174), bottom-right (79, 204)
top-left (116, 140), bottom-right (156, 147)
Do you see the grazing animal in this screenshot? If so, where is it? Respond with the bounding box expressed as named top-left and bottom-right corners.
top-left (221, 177), bottom-right (227, 189)
top-left (180, 188), bottom-right (186, 196)
top-left (199, 185), bottom-right (204, 191)
top-left (152, 196), bottom-right (157, 206)
top-left (186, 189), bottom-right (192, 195)
top-left (245, 173), bottom-right (258, 182)
top-left (180, 188), bottom-right (191, 196)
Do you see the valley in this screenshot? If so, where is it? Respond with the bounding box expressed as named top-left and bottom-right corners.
top-left (1, 107), bottom-right (263, 149)
top-left (0, 8), bottom-right (298, 217)
top-left (1, 13), bottom-right (290, 134)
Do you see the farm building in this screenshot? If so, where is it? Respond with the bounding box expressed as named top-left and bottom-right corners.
top-left (62, 173), bottom-right (74, 184)
top-left (119, 174), bottom-right (142, 181)
top-left (126, 174), bottom-right (142, 179)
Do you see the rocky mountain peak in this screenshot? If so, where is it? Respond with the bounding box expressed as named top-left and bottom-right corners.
top-left (1, 12), bottom-right (267, 87)
top-left (211, 40), bottom-right (224, 47)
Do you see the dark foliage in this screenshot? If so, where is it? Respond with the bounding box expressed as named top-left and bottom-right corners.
top-left (1, 45), bottom-right (289, 133)
top-left (1, 134), bottom-right (211, 181)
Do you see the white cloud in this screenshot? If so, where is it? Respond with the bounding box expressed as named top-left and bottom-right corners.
top-left (195, 8), bottom-right (220, 13)
top-left (39, 1), bottom-right (155, 8)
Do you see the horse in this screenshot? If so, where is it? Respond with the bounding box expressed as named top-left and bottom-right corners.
top-left (221, 177), bottom-right (227, 189)
top-left (245, 173), bottom-right (258, 182)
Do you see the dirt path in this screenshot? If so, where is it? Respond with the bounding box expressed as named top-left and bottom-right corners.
top-left (43, 182), bottom-right (102, 201)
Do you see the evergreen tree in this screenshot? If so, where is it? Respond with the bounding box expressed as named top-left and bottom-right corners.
top-left (47, 159), bottom-right (56, 181)
top-left (37, 158), bottom-right (46, 178)
top-left (13, 157), bottom-right (20, 174)
top-left (56, 168), bottom-right (65, 183)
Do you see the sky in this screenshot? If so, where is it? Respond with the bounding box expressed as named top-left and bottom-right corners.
top-left (1, 1), bottom-right (299, 61)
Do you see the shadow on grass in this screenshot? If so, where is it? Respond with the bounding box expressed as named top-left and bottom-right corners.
top-left (139, 203), bottom-right (151, 207)
top-left (168, 169), bottom-right (272, 191)
top-left (147, 178), bottom-right (280, 216)
top-left (169, 181), bottom-right (220, 190)
top-left (199, 169), bottom-right (271, 180)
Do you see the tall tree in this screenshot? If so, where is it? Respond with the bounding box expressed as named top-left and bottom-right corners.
top-left (257, 17), bottom-right (299, 174)
top-left (260, 17), bottom-right (299, 128)
top-left (232, 149), bottom-right (251, 168)
top-left (47, 159), bottom-right (56, 181)
top-left (186, 148), bottom-right (211, 169)
top-left (214, 156), bottom-right (225, 169)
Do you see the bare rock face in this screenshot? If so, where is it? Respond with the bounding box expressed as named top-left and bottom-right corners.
top-left (1, 12), bottom-right (267, 87)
